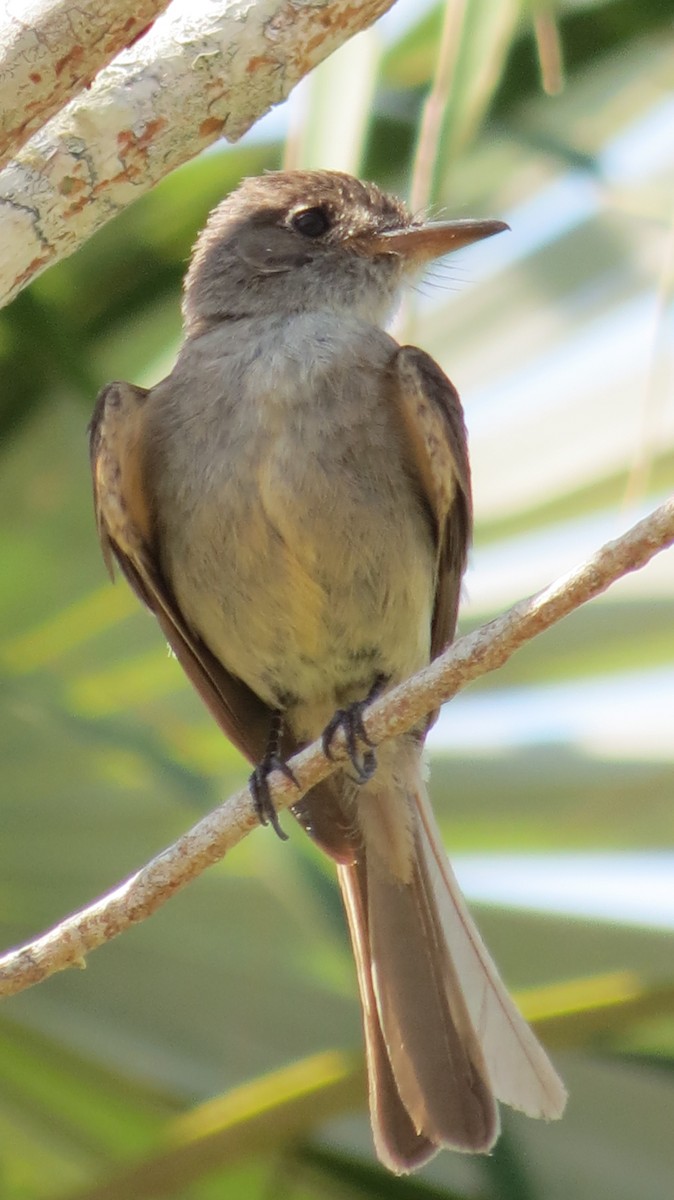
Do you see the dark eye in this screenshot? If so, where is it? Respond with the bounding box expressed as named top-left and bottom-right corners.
top-left (290, 207), bottom-right (331, 238)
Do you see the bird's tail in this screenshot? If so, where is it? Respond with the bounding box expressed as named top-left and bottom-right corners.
top-left (337, 747), bottom-right (567, 1173)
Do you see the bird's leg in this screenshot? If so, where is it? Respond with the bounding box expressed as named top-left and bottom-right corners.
top-left (249, 711), bottom-right (298, 841)
top-left (322, 674), bottom-right (388, 784)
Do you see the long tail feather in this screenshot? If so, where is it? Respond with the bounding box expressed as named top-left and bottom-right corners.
top-left (339, 858), bottom-right (438, 1172)
top-left (337, 768), bottom-right (566, 1172)
top-left (414, 784), bottom-right (567, 1119)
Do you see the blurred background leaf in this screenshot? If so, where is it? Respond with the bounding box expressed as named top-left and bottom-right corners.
top-left (1, 1), bottom-right (673, 1197)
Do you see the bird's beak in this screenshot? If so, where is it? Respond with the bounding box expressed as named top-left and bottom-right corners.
top-left (366, 218), bottom-right (509, 264)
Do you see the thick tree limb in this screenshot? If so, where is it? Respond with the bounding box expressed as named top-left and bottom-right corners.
top-left (0, 1), bottom-right (170, 171)
top-left (0, 494), bottom-right (672, 1001)
top-left (0, 0), bottom-right (396, 307)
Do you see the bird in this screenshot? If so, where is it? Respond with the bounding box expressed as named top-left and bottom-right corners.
top-left (90, 169), bottom-right (566, 1173)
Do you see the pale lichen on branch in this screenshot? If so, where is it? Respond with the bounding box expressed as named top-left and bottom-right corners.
top-left (0, 1), bottom-right (170, 170)
top-left (0, 0), bottom-right (397, 306)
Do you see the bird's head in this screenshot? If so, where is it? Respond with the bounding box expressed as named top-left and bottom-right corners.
top-left (183, 170), bottom-right (507, 333)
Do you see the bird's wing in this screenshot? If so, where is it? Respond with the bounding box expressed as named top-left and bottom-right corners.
top-left (392, 346), bottom-right (472, 661)
top-left (89, 381), bottom-right (272, 764)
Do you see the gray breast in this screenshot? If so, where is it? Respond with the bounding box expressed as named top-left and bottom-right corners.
top-left (144, 312), bottom-right (436, 711)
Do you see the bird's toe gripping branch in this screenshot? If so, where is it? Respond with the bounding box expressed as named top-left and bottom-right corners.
top-left (249, 712), bottom-right (298, 841)
top-left (322, 674), bottom-right (388, 784)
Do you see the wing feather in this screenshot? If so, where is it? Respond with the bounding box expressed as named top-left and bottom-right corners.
top-left (392, 347), bottom-right (472, 662)
top-left (89, 381), bottom-right (271, 764)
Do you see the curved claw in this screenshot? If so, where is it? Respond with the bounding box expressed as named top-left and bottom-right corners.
top-left (323, 692), bottom-right (380, 785)
top-left (249, 754), bottom-right (297, 841)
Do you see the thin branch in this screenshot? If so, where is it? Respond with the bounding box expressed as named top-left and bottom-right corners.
top-left (1, 496), bottom-right (672, 1000)
top-left (0, 1), bottom-right (170, 171)
top-left (0, 0), bottom-right (396, 307)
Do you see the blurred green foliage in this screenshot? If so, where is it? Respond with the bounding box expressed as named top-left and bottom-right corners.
top-left (0, 2), bottom-right (673, 1198)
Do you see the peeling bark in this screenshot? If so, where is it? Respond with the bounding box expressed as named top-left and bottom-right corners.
top-left (0, 0), bottom-right (396, 307)
top-left (0, 1), bottom-right (170, 170)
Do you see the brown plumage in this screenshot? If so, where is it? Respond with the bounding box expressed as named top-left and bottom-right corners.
top-left (90, 170), bottom-right (566, 1172)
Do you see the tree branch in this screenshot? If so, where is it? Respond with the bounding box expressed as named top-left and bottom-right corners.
top-left (0, 0), bottom-right (396, 307)
top-left (1, 495), bottom-right (672, 1000)
top-left (0, 1), bottom-right (170, 172)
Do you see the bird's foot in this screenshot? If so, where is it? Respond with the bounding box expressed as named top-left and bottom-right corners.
top-left (250, 756), bottom-right (296, 841)
top-left (249, 712), bottom-right (297, 841)
top-left (322, 674), bottom-right (388, 785)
